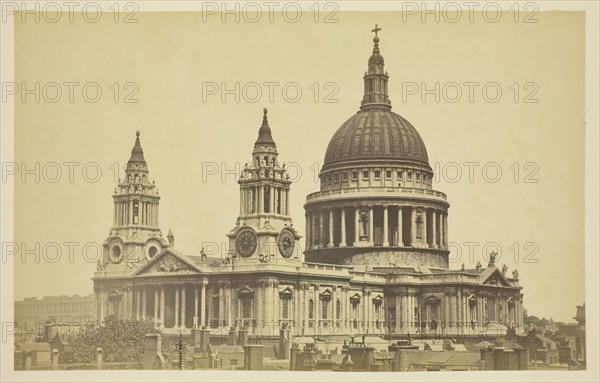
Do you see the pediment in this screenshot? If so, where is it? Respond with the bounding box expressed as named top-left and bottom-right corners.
top-left (482, 269), bottom-right (512, 287)
top-left (237, 285), bottom-right (254, 296)
top-left (279, 287), bottom-right (293, 298)
top-left (425, 295), bottom-right (441, 304)
top-left (133, 249), bottom-right (201, 276)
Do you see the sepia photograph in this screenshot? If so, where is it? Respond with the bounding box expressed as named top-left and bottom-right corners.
top-left (1, 1), bottom-right (598, 382)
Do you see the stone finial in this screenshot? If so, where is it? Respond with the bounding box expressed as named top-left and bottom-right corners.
top-left (512, 269), bottom-right (519, 279)
top-left (502, 264), bottom-right (508, 275)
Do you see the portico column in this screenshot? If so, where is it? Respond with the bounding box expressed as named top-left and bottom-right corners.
top-left (142, 289), bottom-right (147, 320)
top-left (160, 286), bottom-right (165, 325)
top-left (258, 185), bottom-right (263, 213)
top-left (368, 207), bottom-right (374, 246)
top-left (200, 283), bottom-right (206, 327)
top-left (136, 290), bottom-right (141, 319)
top-left (340, 208), bottom-right (347, 247)
top-left (431, 210), bottom-right (437, 248)
top-left (181, 285), bottom-right (187, 328)
top-left (410, 208), bottom-right (417, 246)
top-left (383, 205), bottom-right (389, 247)
top-left (397, 206), bottom-right (403, 246)
top-left (194, 285), bottom-right (199, 328)
top-left (154, 288), bottom-right (159, 325)
top-left (175, 286), bottom-right (180, 328)
top-left (328, 209), bottom-right (334, 247)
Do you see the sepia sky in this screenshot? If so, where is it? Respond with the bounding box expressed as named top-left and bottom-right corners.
top-left (12, 10), bottom-right (585, 323)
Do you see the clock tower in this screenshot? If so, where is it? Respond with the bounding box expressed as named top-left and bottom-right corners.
top-left (227, 109), bottom-right (301, 263)
top-left (101, 131), bottom-right (169, 274)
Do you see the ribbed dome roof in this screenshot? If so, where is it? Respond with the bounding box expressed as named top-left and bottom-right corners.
top-left (323, 108), bottom-right (429, 168)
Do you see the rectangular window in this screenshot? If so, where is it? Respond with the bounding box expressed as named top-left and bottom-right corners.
top-left (333, 173), bottom-right (339, 182)
top-left (416, 173), bottom-right (421, 181)
top-left (212, 296), bottom-right (220, 319)
top-left (282, 298), bottom-right (289, 319)
top-left (374, 170), bottom-right (381, 179)
top-left (362, 170), bottom-right (369, 179)
top-left (242, 297), bottom-right (251, 319)
top-left (407, 172), bottom-right (413, 180)
top-left (386, 170), bottom-right (392, 179)
top-left (342, 172), bottom-right (348, 181)
top-left (352, 171), bottom-right (358, 180)
top-left (322, 300), bottom-right (329, 320)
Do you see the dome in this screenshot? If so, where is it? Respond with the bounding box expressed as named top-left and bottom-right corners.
top-left (323, 108), bottom-right (429, 169)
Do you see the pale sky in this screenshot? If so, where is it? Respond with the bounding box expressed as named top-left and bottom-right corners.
top-left (13, 11), bottom-right (584, 323)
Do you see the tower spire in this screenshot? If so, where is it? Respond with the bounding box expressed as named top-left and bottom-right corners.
top-left (128, 130), bottom-right (146, 164)
top-left (255, 107), bottom-right (276, 146)
top-left (361, 24), bottom-right (391, 111)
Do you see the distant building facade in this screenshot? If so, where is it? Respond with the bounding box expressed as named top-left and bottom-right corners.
top-left (92, 28), bottom-right (525, 340)
top-left (15, 294), bottom-right (96, 326)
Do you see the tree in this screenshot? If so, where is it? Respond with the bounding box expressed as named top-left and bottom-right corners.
top-left (62, 315), bottom-right (162, 364)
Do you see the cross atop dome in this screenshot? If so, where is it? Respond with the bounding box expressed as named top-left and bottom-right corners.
top-left (372, 24), bottom-right (381, 39)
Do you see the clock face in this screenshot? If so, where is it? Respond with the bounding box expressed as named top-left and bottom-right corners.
top-left (109, 244), bottom-right (123, 264)
top-left (236, 229), bottom-right (257, 257)
top-left (277, 229), bottom-right (295, 258)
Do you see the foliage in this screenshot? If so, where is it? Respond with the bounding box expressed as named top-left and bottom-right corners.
top-left (61, 315), bottom-right (160, 364)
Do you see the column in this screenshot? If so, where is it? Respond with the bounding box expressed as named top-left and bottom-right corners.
top-left (328, 209), bottom-right (334, 247)
top-left (142, 289), bottom-right (147, 320)
top-left (269, 186), bottom-right (277, 214)
top-left (319, 211), bottom-right (324, 248)
top-left (383, 205), bottom-right (389, 246)
top-left (362, 292), bottom-right (367, 331)
top-left (135, 290), bottom-right (141, 319)
top-left (397, 206), bottom-right (403, 246)
top-left (439, 212), bottom-right (444, 249)
top-left (422, 209), bottom-right (428, 247)
top-left (160, 286), bottom-right (165, 325)
top-left (340, 208), bottom-right (347, 247)
top-left (457, 289), bottom-right (463, 329)
top-left (312, 214), bottom-right (318, 247)
top-left (314, 286), bottom-right (319, 330)
top-left (305, 214), bottom-right (311, 250)
top-left (285, 189), bottom-right (289, 216)
top-left (154, 288), bottom-right (159, 325)
top-left (228, 285), bottom-right (233, 329)
top-left (355, 207), bottom-right (360, 245)
top-left (368, 207), bottom-right (374, 246)
top-left (181, 285), bottom-right (187, 328)
top-left (431, 210), bottom-right (437, 248)
top-left (410, 208), bottom-right (416, 246)
top-left (194, 285), bottom-right (199, 328)
top-left (240, 189), bottom-right (244, 215)
top-left (395, 295), bottom-right (401, 333)
top-left (443, 213), bottom-right (448, 248)
top-left (258, 185), bottom-right (263, 213)
top-left (200, 283), bottom-right (206, 327)
top-left (175, 286), bottom-right (180, 328)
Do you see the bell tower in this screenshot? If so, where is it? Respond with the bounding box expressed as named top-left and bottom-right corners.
top-left (102, 131), bottom-right (169, 273)
top-left (227, 109), bottom-right (301, 262)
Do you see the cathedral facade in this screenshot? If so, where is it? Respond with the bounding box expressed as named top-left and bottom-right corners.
top-left (93, 29), bottom-right (524, 339)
